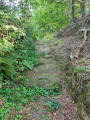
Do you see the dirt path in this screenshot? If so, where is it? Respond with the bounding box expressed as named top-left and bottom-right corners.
top-left (20, 39), bottom-right (77, 120)
top-left (21, 24), bottom-right (90, 120)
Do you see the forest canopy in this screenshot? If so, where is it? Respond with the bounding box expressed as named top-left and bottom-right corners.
top-left (1, 0), bottom-right (90, 39)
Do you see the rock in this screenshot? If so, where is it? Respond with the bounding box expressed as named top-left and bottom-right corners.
top-left (38, 57), bottom-right (55, 64)
top-left (43, 54), bottom-right (52, 59)
top-left (29, 72), bottom-right (61, 90)
top-left (27, 42), bottom-right (61, 91)
top-left (35, 63), bottom-right (57, 73)
top-left (36, 44), bottom-right (51, 54)
top-left (28, 58), bottom-right (61, 90)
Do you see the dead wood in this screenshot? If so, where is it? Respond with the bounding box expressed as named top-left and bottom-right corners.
top-left (70, 29), bottom-right (90, 60)
top-left (75, 29), bottom-right (90, 59)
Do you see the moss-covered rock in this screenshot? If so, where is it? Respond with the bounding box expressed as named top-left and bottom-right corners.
top-left (29, 72), bottom-right (61, 90)
top-left (27, 42), bottom-right (62, 92)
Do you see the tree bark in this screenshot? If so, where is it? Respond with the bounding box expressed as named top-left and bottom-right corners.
top-left (0, 0), bottom-right (4, 10)
top-left (81, 0), bottom-right (86, 17)
top-left (72, 0), bottom-right (75, 21)
top-left (70, 29), bottom-right (90, 60)
top-left (75, 29), bottom-right (90, 59)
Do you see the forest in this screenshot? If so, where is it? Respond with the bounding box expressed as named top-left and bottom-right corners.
top-left (0, 0), bottom-right (90, 120)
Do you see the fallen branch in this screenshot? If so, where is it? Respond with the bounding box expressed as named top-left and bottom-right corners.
top-left (70, 28), bottom-right (90, 61)
top-left (75, 29), bottom-right (90, 59)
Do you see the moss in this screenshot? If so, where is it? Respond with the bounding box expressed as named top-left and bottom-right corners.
top-left (51, 82), bottom-right (62, 93)
top-left (77, 102), bottom-right (83, 119)
top-left (79, 33), bottom-right (84, 39)
top-left (54, 54), bottom-right (65, 72)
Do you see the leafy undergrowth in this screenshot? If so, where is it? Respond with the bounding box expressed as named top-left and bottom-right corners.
top-left (46, 100), bottom-right (60, 112)
top-left (0, 11), bottom-right (61, 120)
top-left (0, 81), bottom-right (60, 120)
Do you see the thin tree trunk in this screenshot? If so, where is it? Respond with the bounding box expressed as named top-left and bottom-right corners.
top-left (0, 0), bottom-right (4, 10)
top-left (81, 0), bottom-right (86, 17)
top-left (72, 0), bottom-right (75, 21)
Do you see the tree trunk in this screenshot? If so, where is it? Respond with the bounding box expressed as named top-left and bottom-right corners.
top-left (72, 0), bottom-right (75, 21)
top-left (0, 0), bottom-right (4, 10)
top-left (81, 0), bottom-right (86, 17)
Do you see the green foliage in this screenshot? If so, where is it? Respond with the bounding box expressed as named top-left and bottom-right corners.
top-left (0, 10), bottom-right (6, 27)
top-left (0, 1), bottom-right (62, 120)
top-left (22, 0), bottom-right (89, 39)
top-left (0, 29), bottom-right (37, 82)
top-left (0, 38), bottom-right (16, 81)
top-left (0, 8), bottom-right (38, 120)
top-left (0, 9), bottom-right (37, 88)
top-left (0, 0), bottom-right (89, 119)
top-left (14, 36), bottom-right (37, 71)
top-left (0, 83), bottom-right (60, 119)
top-left (74, 66), bottom-right (87, 75)
top-left (43, 33), bottom-right (54, 42)
top-left (32, 1), bottom-right (71, 39)
top-left (57, 38), bottom-right (62, 44)
top-left (14, 114), bottom-right (22, 120)
top-left (41, 115), bottom-right (52, 120)
top-left (46, 100), bottom-right (59, 112)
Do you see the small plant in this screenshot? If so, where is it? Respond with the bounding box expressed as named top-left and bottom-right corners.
top-left (29, 113), bottom-right (33, 117)
top-left (67, 99), bottom-right (71, 103)
top-left (43, 33), bottom-right (54, 42)
top-left (42, 115), bottom-right (52, 120)
top-left (57, 38), bottom-right (62, 44)
top-left (14, 114), bottom-right (22, 120)
top-left (0, 83), bottom-right (61, 119)
top-left (46, 100), bottom-right (59, 112)
top-left (74, 66), bottom-right (87, 74)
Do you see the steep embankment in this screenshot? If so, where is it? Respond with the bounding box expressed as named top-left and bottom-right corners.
top-left (50, 35), bottom-right (90, 120)
top-left (49, 14), bottom-right (90, 120)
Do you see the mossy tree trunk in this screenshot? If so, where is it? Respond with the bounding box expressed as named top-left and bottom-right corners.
top-left (72, 0), bottom-right (75, 21)
top-left (81, 0), bottom-right (86, 17)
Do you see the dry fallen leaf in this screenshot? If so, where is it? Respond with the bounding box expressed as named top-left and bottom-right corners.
top-left (53, 112), bottom-right (57, 116)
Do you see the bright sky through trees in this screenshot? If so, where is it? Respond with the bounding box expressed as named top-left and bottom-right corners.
top-left (3, 0), bottom-right (21, 7)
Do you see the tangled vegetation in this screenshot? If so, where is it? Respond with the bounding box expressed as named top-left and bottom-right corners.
top-left (0, 8), bottom-right (39, 119)
top-left (0, 10), bottom-right (37, 84)
top-left (0, 4), bottom-right (60, 119)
